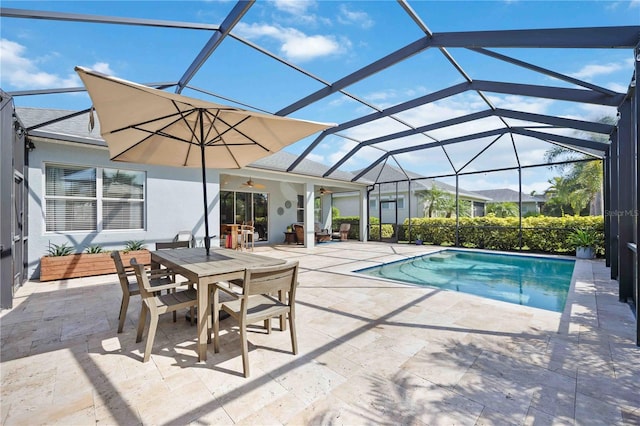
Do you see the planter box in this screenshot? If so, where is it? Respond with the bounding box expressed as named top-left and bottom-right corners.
top-left (575, 246), bottom-right (595, 259)
top-left (40, 250), bottom-right (151, 282)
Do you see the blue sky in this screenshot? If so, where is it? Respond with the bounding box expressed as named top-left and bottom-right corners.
top-left (1, 1), bottom-right (638, 193)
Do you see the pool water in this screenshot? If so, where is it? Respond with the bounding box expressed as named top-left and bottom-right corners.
top-left (356, 250), bottom-right (575, 312)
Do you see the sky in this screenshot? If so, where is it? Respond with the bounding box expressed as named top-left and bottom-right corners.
top-left (1, 0), bottom-right (638, 194)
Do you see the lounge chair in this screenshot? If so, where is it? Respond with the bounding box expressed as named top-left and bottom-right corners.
top-left (332, 223), bottom-right (351, 241)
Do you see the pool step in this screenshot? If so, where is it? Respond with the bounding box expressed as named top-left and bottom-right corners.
top-left (429, 254), bottom-right (453, 262)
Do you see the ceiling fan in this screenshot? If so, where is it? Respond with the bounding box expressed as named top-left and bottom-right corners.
top-left (241, 177), bottom-right (266, 189)
top-left (319, 186), bottom-right (333, 195)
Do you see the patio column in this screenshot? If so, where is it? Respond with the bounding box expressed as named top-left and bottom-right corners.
top-left (304, 182), bottom-right (315, 248)
top-left (359, 187), bottom-right (368, 241)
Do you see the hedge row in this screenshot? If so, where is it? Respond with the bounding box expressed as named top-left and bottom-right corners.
top-left (401, 216), bottom-right (604, 255)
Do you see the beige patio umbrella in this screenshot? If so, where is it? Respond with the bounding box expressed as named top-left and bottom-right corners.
top-left (75, 66), bottom-right (335, 255)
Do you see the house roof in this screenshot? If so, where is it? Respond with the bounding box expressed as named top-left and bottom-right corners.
top-left (473, 188), bottom-right (546, 203)
top-left (355, 164), bottom-right (491, 201)
top-left (16, 106), bottom-right (359, 184)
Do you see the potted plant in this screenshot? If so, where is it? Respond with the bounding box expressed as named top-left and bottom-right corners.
top-left (567, 228), bottom-right (597, 259)
top-left (415, 234), bottom-right (423, 245)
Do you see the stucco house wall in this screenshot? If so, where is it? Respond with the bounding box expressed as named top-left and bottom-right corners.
top-left (27, 139), bottom-right (222, 278)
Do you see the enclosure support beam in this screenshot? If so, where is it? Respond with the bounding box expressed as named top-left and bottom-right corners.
top-left (603, 153), bottom-right (611, 267)
top-left (616, 98), bottom-right (634, 301)
top-left (609, 130), bottom-right (619, 280)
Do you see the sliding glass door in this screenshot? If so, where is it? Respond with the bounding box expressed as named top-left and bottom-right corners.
top-left (220, 191), bottom-right (269, 241)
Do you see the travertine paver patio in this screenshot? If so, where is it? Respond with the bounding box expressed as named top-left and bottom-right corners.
top-left (1, 242), bottom-right (638, 425)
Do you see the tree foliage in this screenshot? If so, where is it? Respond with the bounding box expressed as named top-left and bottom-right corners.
top-left (542, 116), bottom-right (609, 216)
top-left (486, 202), bottom-right (519, 217)
top-left (415, 184), bottom-right (471, 218)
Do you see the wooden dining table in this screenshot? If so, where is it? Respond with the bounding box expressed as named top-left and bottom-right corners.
top-left (150, 247), bottom-right (285, 361)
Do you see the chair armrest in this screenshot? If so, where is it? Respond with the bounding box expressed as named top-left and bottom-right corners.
top-left (147, 268), bottom-right (175, 279)
top-left (145, 281), bottom-right (188, 293)
top-left (214, 282), bottom-right (241, 299)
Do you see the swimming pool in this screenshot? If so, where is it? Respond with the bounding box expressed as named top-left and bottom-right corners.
top-left (355, 250), bottom-right (575, 312)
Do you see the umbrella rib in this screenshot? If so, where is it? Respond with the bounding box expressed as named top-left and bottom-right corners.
top-left (201, 109), bottom-right (242, 168)
top-left (109, 107), bottom-right (202, 160)
top-left (203, 114), bottom-right (270, 153)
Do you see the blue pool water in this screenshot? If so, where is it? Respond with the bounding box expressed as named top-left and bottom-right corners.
top-left (356, 250), bottom-right (575, 312)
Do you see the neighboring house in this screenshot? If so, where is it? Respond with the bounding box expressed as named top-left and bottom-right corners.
top-left (16, 107), bottom-right (366, 279)
top-left (334, 164), bottom-right (491, 222)
top-left (473, 188), bottom-right (546, 216)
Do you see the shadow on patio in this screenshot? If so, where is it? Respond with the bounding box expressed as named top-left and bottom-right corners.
top-left (1, 242), bottom-right (638, 425)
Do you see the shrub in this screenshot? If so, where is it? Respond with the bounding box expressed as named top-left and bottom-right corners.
top-left (401, 215), bottom-right (604, 255)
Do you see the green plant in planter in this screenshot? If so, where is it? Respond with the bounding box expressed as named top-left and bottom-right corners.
top-left (567, 228), bottom-right (597, 248)
top-left (46, 242), bottom-right (74, 257)
top-left (123, 240), bottom-right (146, 253)
top-left (85, 245), bottom-right (105, 254)
top-left (567, 228), bottom-right (597, 259)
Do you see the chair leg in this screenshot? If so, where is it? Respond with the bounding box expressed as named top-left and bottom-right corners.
top-left (212, 289), bottom-right (220, 353)
top-left (264, 318), bottom-right (271, 334)
top-left (240, 318), bottom-right (250, 377)
top-left (136, 304), bottom-right (147, 343)
top-left (117, 295), bottom-right (129, 333)
top-left (143, 315), bottom-right (159, 363)
top-left (289, 310), bottom-right (298, 355)
top-left (279, 290), bottom-right (287, 331)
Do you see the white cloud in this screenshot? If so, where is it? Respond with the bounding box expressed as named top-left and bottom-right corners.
top-left (568, 60), bottom-right (627, 80)
top-left (235, 22), bottom-right (345, 62)
top-left (90, 62), bottom-right (115, 75)
top-left (0, 38), bottom-right (81, 89)
top-left (272, 0), bottom-right (316, 16)
top-left (337, 5), bottom-right (374, 29)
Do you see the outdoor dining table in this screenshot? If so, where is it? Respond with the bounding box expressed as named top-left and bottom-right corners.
top-left (150, 247), bottom-right (285, 361)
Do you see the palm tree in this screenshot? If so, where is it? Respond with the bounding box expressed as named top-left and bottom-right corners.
top-left (486, 202), bottom-right (519, 217)
top-left (416, 184), bottom-right (448, 217)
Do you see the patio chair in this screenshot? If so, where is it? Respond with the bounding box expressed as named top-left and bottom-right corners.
top-left (153, 240), bottom-right (195, 324)
top-left (212, 261), bottom-right (299, 377)
top-left (332, 223), bottom-right (351, 241)
top-left (293, 224), bottom-right (304, 244)
top-left (315, 223), bottom-right (331, 242)
top-left (112, 250), bottom-right (175, 333)
top-left (130, 259), bottom-right (198, 363)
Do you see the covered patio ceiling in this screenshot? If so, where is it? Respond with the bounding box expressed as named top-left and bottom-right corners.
top-left (2, 1), bottom-right (638, 187)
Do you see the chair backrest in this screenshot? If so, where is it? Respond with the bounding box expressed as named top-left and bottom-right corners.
top-left (111, 251), bottom-right (131, 294)
top-left (339, 223), bottom-right (351, 232)
top-left (293, 224), bottom-right (304, 243)
top-left (155, 240), bottom-right (190, 250)
top-left (242, 261), bottom-right (299, 305)
top-left (174, 230), bottom-right (194, 247)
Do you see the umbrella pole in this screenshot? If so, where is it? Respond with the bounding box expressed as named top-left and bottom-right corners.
top-left (199, 113), bottom-right (211, 256)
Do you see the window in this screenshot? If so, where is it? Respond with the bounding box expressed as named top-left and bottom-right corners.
top-left (369, 197), bottom-right (377, 211)
top-left (297, 194), bottom-right (304, 222)
top-left (45, 164), bottom-right (145, 232)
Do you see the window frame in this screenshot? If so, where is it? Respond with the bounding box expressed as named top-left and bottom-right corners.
top-left (44, 163), bottom-right (146, 233)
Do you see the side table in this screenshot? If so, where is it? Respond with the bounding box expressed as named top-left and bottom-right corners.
top-left (284, 231), bottom-right (296, 244)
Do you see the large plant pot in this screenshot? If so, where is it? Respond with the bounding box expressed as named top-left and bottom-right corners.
top-left (575, 246), bottom-right (595, 259)
top-left (40, 250), bottom-right (150, 281)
